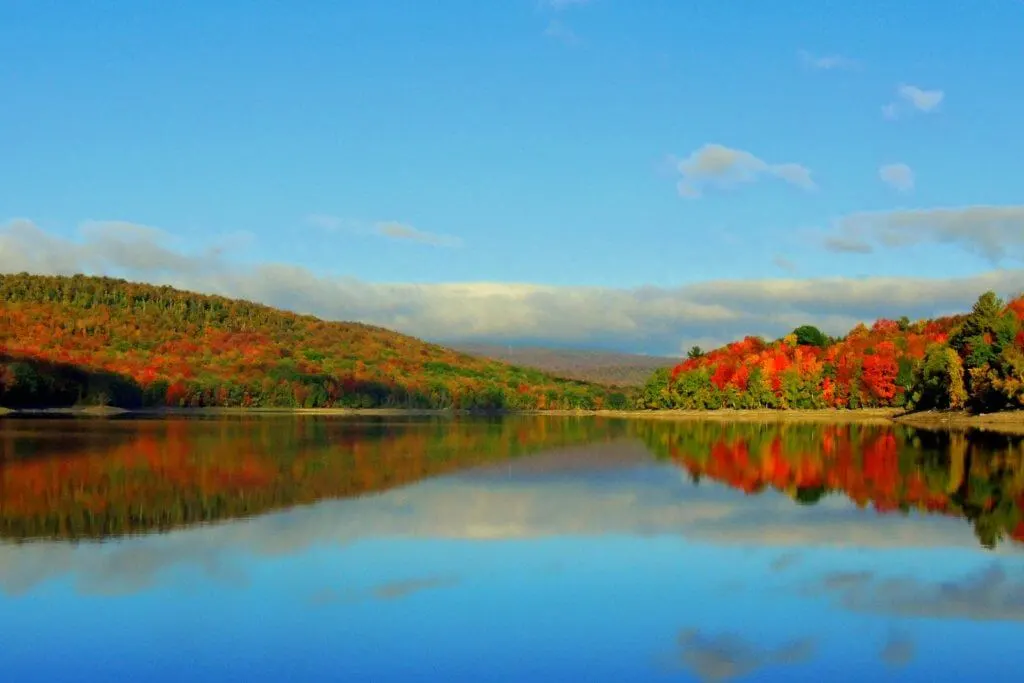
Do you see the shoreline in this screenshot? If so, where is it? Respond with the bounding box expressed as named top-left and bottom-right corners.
top-left (3, 404), bottom-right (1024, 433)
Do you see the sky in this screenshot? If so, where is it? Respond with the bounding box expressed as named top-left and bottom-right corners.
top-left (2, 0), bottom-right (1024, 355)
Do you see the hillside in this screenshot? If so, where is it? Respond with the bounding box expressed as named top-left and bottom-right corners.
top-left (452, 343), bottom-right (676, 387)
top-left (637, 291), bottom-right (1024, 414)
top-left (0, 274), bottom-right (621, 410)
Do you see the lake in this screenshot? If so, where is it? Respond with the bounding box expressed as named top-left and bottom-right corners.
top-left (1, 415), bottom-right (1022, 682)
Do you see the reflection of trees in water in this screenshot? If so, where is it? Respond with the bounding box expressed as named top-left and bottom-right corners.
top-left (637, 421), bottom-right (1024, 549)
top-left (3, 416), bottom-right (1024, 548)
top-left (0, 416), bottom-right (629, 541)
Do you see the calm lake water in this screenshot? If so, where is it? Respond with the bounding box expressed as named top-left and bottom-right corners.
top-left (1, 415), bottom-right (1023, 682)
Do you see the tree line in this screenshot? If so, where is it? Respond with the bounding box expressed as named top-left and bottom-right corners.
top-left (637, 291), bottom-right (1024, 414)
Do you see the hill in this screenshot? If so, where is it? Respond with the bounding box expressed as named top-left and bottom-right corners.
top-left (452, 343), bottom-right (676, 387)
top-left (637, 291), bottom-right (1024, 414)
top-left (0, 273), bottom-right (621, 410)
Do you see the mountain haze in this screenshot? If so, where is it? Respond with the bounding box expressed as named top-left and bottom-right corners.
top-left (453, 343), bottom-right (676, 387)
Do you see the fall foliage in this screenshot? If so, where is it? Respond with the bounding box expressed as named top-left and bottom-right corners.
top-left (638, 290), bottom-right (1024, 414)
top-left (0, 274), bottom-right (616, 411)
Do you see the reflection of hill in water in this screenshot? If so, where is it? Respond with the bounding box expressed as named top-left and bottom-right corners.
top-left (0, 416), bottom-right (629, 541)
top-left (635, 421), bottom-right (1024, 549)
top-left (1, 416), bottom-right (1023, 549)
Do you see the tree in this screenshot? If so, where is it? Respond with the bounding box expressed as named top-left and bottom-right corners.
top-left (952, 291), bottom-right (1004, 355)
top-left (861, 342), bottom-right (899, 404)
top-left (792, 325), bottom-right (829, 348)
top-left (687, 345), bottom-right (704, 360)
top-left (910, 344), bottom-right (966, 410)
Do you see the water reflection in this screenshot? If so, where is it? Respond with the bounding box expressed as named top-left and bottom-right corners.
top-left (2, 417), bottom-right (1023, 549)
top-left (637, 421), bottom-right (1024, 549)
top-left (1, 417), bottom-right (1023, 681)
top-left (0, 415), bottom-right (629, 539)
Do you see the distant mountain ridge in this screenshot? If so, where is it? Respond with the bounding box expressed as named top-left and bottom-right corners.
top-left (453, 343), bottom-right (677, 387)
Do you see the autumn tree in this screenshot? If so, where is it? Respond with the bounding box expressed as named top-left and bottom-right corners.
top-left (861, 342), bottom-right (899, 404)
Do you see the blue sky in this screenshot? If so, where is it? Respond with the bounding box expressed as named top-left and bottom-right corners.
top-left (2, 1), bottom-right (1024, 353)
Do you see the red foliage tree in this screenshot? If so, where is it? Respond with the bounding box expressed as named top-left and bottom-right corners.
top-left (861, 342), bottom-right (899, 403)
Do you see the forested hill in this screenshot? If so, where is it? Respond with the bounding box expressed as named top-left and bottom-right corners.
top-left (638, 291), bottom-right (1024, 414)
top-left (0, 274), bottom-right (620, 410)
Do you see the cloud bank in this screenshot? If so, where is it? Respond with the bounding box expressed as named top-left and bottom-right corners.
top-left (823, 205), bottom-right (1024, 263)
top-left (5, 219), bottom-right (1024, 354)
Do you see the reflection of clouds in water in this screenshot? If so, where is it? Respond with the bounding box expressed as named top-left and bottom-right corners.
top-left (769, 551), bottom-right (801, 573)
top-left (818, 571), bottom-right (874, 591)
top-left (674, 629), bottom-right (816, 682)
top-left (309, 575), bottom-right (459, 606)
top-left (880, 632), bottom-right (916, 668)
top-left (0, 534), bottom-right (249, 597)
top-left (817, 563), bottom-right (1024, 622)
top-left (0, 456), bottom-right (1015, 597)
top-left (373, 576), bottom-right (459, 600)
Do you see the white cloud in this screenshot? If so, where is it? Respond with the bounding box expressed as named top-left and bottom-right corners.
top-left (798, 50), bottom-right (860, 71)
top-left (883, 84), bottom-right (944, 120)
top-left (898, 84), bottom-right (945, 112)
top-left (823, 205), bottom-right (1024, 262)
top-left (5, 219), bottom-right (1024, 355)
top-left (674, 144), bottom-right (816, 198)
top-left (878, 163), bottom-right (915, 192)
top-left (374, 221), bottom-right (462, 247)
top-left (306, 215), bottom-right (460, 247)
